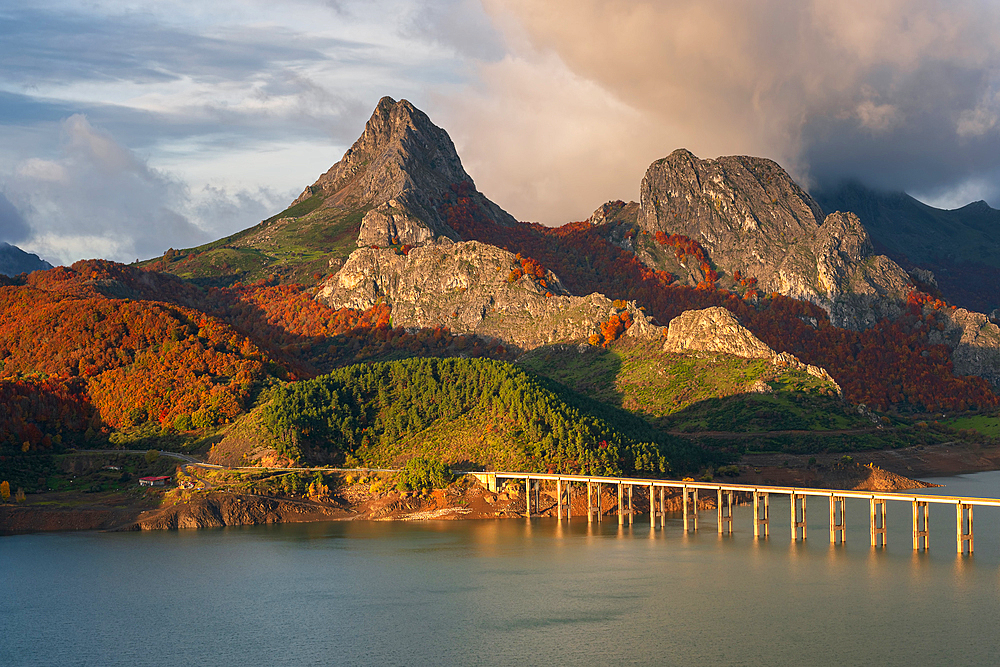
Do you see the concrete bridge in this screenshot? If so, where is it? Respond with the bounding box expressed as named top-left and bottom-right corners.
top-left (469, 471), bottom-right (999, 554)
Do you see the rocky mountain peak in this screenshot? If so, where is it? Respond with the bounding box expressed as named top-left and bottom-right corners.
top-left (635, 149), bottom-right (913, 329)
top-left (639, 149), bottom-right (826, 275)
top-left (293, 97), bottom-right (514, 248)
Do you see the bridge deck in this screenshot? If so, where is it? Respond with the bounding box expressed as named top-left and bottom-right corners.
top-left (471, 471), bottom-right (1000, 507)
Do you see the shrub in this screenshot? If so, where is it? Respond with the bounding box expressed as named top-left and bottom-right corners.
top-left (174, 414), bottom-right (194, 431)
top-left (397, 456), bottom-right (452, 492)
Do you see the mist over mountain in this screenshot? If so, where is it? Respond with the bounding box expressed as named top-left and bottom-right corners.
top-left (815, 182), bottom-right (1000, 314)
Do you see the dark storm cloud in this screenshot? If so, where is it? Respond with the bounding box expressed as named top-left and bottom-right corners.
top-left (0, 192), bottom-right (31, 244)
top-left (441, 0), bottom-right (1000, 221)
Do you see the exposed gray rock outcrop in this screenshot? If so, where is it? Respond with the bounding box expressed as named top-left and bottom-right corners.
top-left (664, 307), bottom-right (841, 394)
top-left (929, 308), bottom-right (1000, 387)
top-left (638, 149), bottom-right (912, 329)
top-left (318, 241), bottom-right (659, 351)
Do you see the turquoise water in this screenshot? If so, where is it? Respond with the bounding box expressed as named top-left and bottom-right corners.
top-left (4, 472), bottom-right (1000, 666)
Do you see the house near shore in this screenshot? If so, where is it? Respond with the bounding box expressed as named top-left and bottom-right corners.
top-left (139, 476), bottom-right (171, 487)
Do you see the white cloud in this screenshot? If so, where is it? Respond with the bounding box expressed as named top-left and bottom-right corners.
top-left (7, 115), bottom-right (294, 265)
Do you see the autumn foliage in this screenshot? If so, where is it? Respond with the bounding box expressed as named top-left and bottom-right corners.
top-left (437, 180), bottom-right (997, 413)
top-left (654, 232), bottom-right (718, 287)
top-left (590, 311), bottom-right (634, 347)
top-left (0, 377), bottom-right (93, 451)
top-left (0, 259), bottom-right (512, 440)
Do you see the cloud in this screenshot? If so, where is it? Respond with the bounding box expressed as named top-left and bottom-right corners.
top-left (429, 0), bottom-right (1000, 219)
top-left (0, 191), bottom-right (31, 244)
top-left (6, 114), bottom-right (283, 264)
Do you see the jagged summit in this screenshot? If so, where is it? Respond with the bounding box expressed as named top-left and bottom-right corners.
top-left (293, 97), bottom-right (466, 207)
top-left (639, 148), bottom-right (825, 275)
top-left (295, 96), bottom-right (514, 247)
top-left (636, 148), bottom-right (911, 329)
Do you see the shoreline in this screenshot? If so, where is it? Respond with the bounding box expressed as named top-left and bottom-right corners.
top-left (2, 446), bottom-right (973, 535)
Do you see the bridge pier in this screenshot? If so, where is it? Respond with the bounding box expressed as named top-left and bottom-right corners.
top-left (660, 487), bottom-right (666, 528)
top-left (912, 500), bottom-right (928, 550)
top-left (597, 482), bottom-right (602, 523)
top-left (870, 498), bottom-right (887, 547)
top-left (556, 478), bottom-right (562, 521)
top-left (957, 503), bottom-right (974, 554)
top-left (753, 491), bottom-right (769, 538)
top-left (525, 477), bottom-right (531, 518)
top-left (587, 482), bottom-right (593, 524)
top-left (628, 484), bottom-right (634, 525)
top-left (718, 489), bottom-right (733, 534)
top-left (790, 493), bottom-right (807, 541)
top-left (830, 495), bottom-right (846, 544)
top-left (649, 484), bottom-right (655, 528)
top-left (682, 486), bottom-right (699, 532)
top-left (683, 486), bottom-right (688, 531)
top-left (618, 483), bottom-right (624, 525)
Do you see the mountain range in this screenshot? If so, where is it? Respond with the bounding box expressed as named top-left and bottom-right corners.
top-left (2, 96), bottom-right (999, 482)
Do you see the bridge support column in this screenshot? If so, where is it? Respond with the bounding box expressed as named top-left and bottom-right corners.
top-left (649, 484), bottom-right (656, 529)
top-left (587, 482), bottom-right (593, 524)
top-left (525, 477), bottom-right (531, 518)
top-left (753, 491), bottom-right (769, 538)
top-left (718, 489), bottom-right (733, 534)
top-left (628, 484), bottom-right (634, 525)
top-left (618, 483), bottom-right (624, 525)
top-left (660, 487), bottom-right (666, 528)
top-left (596, 483), bottom-right (602, 523)
top-left (912, 500), bottom-right (928, 550)
top-left (683, 485), bottom-right (689, 532)
top-left (957, 503), bottom-right (974, 554)
top-left (791, 493), bottom-right (807, 541)
top-left (567, 482), bottom-right (572, 520)
top-left (870, 498), bottom-right (886, 547)
top-left (556, 478), bottom-right (562, 521)
top-left (830, 496), bottom-right (846, 544)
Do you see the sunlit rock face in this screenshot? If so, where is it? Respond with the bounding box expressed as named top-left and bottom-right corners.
top-left (292, 96), bottom-right (514, 248)
top-left (638, 149), bottom-right (910, 329)
top-left (317, 240), bottom-right (659, 352)
top-left (663, 306), bottom-right (841, 395)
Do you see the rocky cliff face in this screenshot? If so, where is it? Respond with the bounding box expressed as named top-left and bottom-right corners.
top-left (663, 307), bottom-right (841, 394)
top-left (293, 96), bottom-right (514, 247)
top-left (773, 211), bottom-right (911, 329)
top-left (318, 240), bottom-right (660, 351)
top-left (929, 308), bottom-right (1000, 386)
top-left (638, 149), bottom-right (912, 329)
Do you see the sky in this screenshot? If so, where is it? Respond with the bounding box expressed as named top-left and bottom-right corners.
top-left (2, 0), bottom-right (1000, 266)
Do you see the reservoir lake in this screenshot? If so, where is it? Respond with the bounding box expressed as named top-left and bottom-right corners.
top-left (5, 472), bottom-right (1000, 666)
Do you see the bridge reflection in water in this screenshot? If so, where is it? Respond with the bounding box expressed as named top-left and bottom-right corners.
top-left (470, 472), bottom-right (990, 554)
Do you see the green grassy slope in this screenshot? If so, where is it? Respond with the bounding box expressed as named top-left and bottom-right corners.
top-left (517, 338), bottom-right (863, 433)
top-left (141, 198), bottom-right (368, 286)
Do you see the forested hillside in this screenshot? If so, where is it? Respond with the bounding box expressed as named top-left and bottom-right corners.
top-left (245, 357), bottom-right (715, 475)
top-left (0, 260), bottom-right (508, 454)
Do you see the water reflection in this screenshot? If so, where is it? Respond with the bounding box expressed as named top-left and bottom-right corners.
top-left (6, 472), bottom-right (1000, 666)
